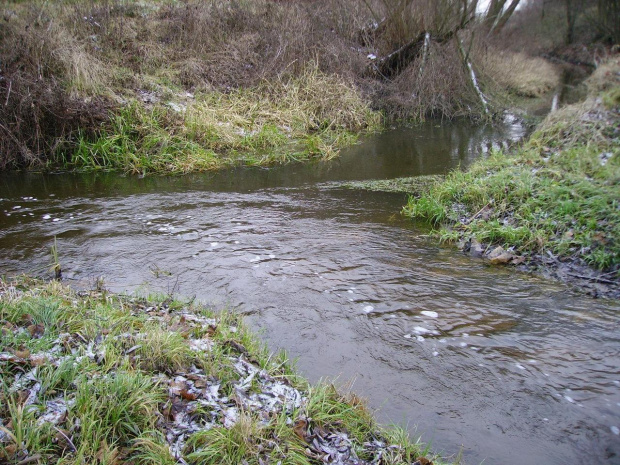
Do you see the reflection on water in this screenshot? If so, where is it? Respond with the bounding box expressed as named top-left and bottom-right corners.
top-left (1, 122), bottom-right (619, 465)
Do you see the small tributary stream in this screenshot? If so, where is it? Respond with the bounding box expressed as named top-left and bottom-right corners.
top-left (1, 121), bottom-right (619, 464)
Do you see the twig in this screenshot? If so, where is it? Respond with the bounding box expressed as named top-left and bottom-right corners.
top-left (5, 80), bottom-right (11, 106)
top-left (466, 202), bottom-right (492, 223)
top-left (53, 426), bottom-right (77, 452)
top-left (16, 455), bottom-right (42, 465)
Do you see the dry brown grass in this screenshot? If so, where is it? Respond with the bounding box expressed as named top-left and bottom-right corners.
top-left (586, 56), bottom-right (620, 94)
top-left (477, 48), bottom-right (561, 98)
top-left (1, 0), bottom-right (598, 170)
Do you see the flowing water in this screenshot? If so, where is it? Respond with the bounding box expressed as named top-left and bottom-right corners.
top-left (1, 121), bottom-right (619, 465)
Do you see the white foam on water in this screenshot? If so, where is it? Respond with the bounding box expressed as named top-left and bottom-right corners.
top-left (52, 218), bottom-right (60, 222)
top-left (459, 342), bottom-right (467, 347)
top-left (416, 336), bottom-right (425, 342)
top-left (43, 214), bottom-right (51, 219)
top-left (516, 363), bottom-right (526, 370)
top-left (250, 256), bottom-right (261, 263)
top-left (420, 310), bottom-right (438, 318)
top-left (564, 395), bottom-right (575, 403)
top-left (210, 242), bottom-right (219, 247)
top-left (463, 333), bottom-right (469, 338)
top-left (432, 351), bottom-right (439, 356)
top-left (413, 326), bottom-right (430, 334)
top-left (403, 334), bottom-right (412, 339)
top-left (613, 426), bottom-right (620, 435)
top-left (13, 206), bottom-right (21, 209)
top-left (348, 290), bottom-right (354, 294)
top-left (363, 305), bottom-right (374, 313)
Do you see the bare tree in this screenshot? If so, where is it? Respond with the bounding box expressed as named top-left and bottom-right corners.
top-left (483, 0), bottom-right (523, 34)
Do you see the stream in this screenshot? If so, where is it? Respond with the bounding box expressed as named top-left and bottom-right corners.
top-left (1, 121), bottom-right (619, 465)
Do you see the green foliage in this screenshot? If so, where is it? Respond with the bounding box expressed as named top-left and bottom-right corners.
top-left (405, 140), bottom-right (620, 271)
top-left (0, 277), bottom-right (440, 465)
top-left (69, 71), bottom-right (379, 175)
top-left (71, 371), bottom-right (164, 461)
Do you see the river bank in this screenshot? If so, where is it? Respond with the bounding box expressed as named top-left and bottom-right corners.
top-left (401, 57), bottom-right (620, 298)
top-left (1, 130), bottom-right (619, 463)
top-left (1, 0), bottom-right (568, 174)
top-left (0, 276), bottom-right (441, 465)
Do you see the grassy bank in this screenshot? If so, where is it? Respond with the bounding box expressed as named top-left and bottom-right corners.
top-left (0, 276), bottom-right (441, 464)
top-left (404, 58), bottom-right (620, 281)
top-left (65, 67), bottom-right (381, 175)
top-left (0, 0), bottom-right (567, 174)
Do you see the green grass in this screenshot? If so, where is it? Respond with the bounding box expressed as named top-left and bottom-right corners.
top-left (0, 276), bottom-right (441, 464)
top-left (62, 65), bottom-right (382, 175)
top-left (404, 97), bottom-right (620, 272)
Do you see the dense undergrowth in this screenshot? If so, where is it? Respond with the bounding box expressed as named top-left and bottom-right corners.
top-left (404, 58), bottom-right (620, 274)
top-left (0, 276), bottom-right (440, 465)
top-left (0, 0), bottom-right (568, 174)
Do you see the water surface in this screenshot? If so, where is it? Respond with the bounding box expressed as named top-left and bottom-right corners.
top-left (1, 121), bottom-right (619, 464)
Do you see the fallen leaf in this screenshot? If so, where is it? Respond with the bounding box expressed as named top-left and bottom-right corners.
top-left (29, 354), bottom-right (48, 366)
top-left (592, 232), bottom-right (607, 244)
top-left (414, 458), bottom-right (433, 465)
top-left (27, 323), bottom-right (45, 338)
top-left (294, 418), bottom-right (309, 442)
top-left (3, 444), bottom-right (17, 458)
top-left (14, 348), bottom-right (31, 359)
top-left (180, 389), bottom-right (197, 401)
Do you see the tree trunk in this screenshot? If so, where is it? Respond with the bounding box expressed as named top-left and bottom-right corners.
top-left (483, 0), bottom-right (507, 30)
top-left (455, 32), bottom-right (489, 115)
top-left (490, 0), bottom-right (521, 34)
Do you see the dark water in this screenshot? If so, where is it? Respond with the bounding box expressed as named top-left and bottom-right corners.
top-left (1, 121), bottom-right (619, 465)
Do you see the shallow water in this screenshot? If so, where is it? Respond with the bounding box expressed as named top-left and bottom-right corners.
top-left (1, 121), bottom-right (619, 464)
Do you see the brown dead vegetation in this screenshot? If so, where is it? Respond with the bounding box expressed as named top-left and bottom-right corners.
top-left (0, 0), bottom-right (607, 170)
